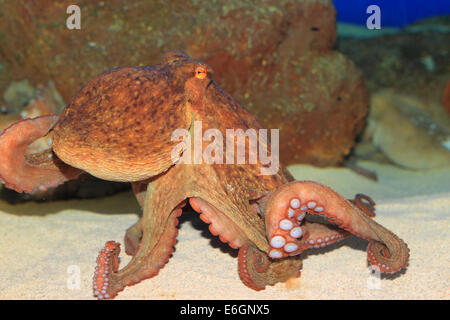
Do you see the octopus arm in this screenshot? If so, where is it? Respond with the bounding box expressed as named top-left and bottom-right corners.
top-left (238, 244), bottom-right (302, 291)
top-left (264, 181), bottom-right (409, 273)
top-left (93, 166), bottom-right (188, 299)
top-left (298, 221), bottom-right (351, 251)
top-left (0, 115), bottom-right (82, 193)
top-left (189, 196), bottom-right (303, 291)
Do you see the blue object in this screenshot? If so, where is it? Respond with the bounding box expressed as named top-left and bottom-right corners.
top-left (332, 0), bottom-right (450, 27)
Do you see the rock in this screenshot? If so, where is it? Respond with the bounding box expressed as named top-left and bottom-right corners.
top-left (338, 18), bottom-right (450, 111)
top-left (240, 52), bottom-right (368, 166)
top-left (3, 80), bottom-right (35, 114)
top-left (20, 82), bottom-right (65, 118)
top-left (339, 16), bottom-right (450, 170)
top-left (0, 0), bottom-right (368, 168)
top-left (202, 1), bottom-right (368, 166)
top-left (364, 90), bottom-right (450, 170)
top-left (443, 81), bottom-right (450, 115)
top-left (0, 81), bottom-right (66, 153)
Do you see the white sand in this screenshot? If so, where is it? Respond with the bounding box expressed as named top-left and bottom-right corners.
top-left (0, 161), bottom-right (448, 299)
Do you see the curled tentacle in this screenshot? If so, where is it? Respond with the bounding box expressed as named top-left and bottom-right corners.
top-left (93, 241), bottom-right (120, 299)
top-left (93, 168), bottom-right (188, 300)
top-left (238, 244), bottom-right (302, 291)
top-left (264, 181), bottom-right (409, 274)
top-left (189, 197), bottom-right (303, 291)
top-left (350, 193), bottom-right (376, 218)
top-left (93, 205), bottom-right (183, 300)
top-left (0, 115), bottom-right (82, 193)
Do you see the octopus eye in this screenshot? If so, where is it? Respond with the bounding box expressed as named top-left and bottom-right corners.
top-left (195, 67), bottom-right (207, 79)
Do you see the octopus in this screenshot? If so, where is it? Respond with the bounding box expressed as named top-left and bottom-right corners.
top-left (0, 51), bottom-right (409, 299)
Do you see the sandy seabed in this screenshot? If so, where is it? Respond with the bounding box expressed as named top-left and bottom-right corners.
top-left (0, 160), bottom-right (448, 299)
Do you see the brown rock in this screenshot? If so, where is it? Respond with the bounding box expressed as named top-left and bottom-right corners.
top-left (443, 81), bottom-right (450, 115)
top-left (200, 1), bottom-right (368, 166)
top-left (365, 90), bottom-right (450, 170)
top-left (338, 19), bottom-right (450, 112)
top-left (0, 0), bottom-right (368, 167)
top-left (242, 52), bottom-right (368, 166)
top-left (338, 17), bottom-right (450, 168)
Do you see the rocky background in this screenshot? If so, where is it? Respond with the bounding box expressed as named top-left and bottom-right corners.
top-left (338, 16), bottom-right (450, 170)
top-left (0, 0), bottom-right (369, 201)
top-left (0, 0), bottom-right (368, 165)
top-left (1, 0), bottom-right (448, 202)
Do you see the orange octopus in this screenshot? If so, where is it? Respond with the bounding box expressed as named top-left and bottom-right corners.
top-left (0, 51), bottom-right (409, 299)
